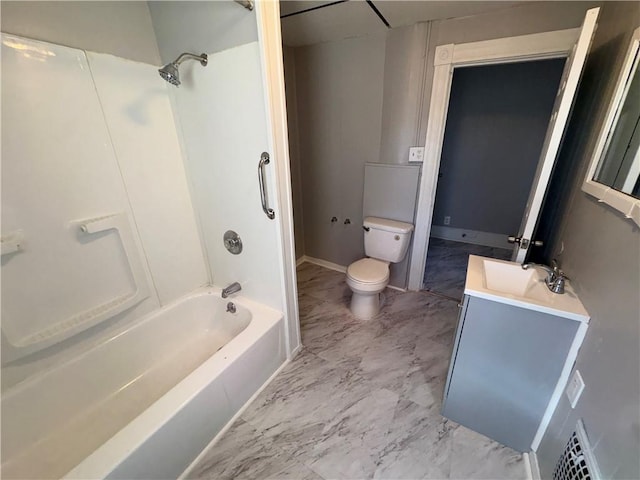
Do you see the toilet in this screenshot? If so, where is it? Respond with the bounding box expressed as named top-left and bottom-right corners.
top-left (346, 216), bottom-right (414, 320)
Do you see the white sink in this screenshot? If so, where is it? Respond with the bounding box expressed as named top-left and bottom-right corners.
top-left (482, 260), bottom-right (539, 297)
top-left (465, 255), bottom-right (589, 322)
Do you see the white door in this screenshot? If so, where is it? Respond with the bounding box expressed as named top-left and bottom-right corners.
top-left (511, 7), bottom-right (599, 262)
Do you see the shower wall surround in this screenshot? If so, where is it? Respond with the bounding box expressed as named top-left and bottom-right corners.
top-left (1, 34), bottom-right (208, 387)
top-left (167, 41), bottom-right (285, 312)
top-left (149, 0), bottom-right (296, 348)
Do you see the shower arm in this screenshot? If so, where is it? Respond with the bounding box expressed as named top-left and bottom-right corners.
top-left (173, 53), bottom-right (208, 67)
top-left (234, 0), bottom-right (254, 11)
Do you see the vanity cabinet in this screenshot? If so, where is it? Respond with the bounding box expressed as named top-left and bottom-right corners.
top-left (442, 294), bottom-right (585, 452)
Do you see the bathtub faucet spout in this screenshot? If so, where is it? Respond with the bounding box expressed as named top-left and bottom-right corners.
top-left (221, 282), bottom-right (242, 298)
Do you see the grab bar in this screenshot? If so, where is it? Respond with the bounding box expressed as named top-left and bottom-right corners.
top-left (258, 152), bottom-right (276, 220)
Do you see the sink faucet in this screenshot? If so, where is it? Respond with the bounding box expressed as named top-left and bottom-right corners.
top-left (221, 281), bottom-right (241, 298)
top-left (521, 260), bottom-right (569, 294)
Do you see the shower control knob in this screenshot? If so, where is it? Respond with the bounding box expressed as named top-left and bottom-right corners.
top-left (223, 230), bottom-right (243, 255)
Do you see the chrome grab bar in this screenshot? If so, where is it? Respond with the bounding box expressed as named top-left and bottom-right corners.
top-left (258, 152), bottom-right (276, 220)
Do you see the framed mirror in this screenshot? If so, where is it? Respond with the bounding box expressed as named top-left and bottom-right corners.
top-left (583, 26), bottom-right (640, 226)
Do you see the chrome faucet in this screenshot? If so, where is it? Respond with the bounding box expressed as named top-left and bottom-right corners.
top-left (521, 260), bottom-right (569, 294)
top-left (221, 282), bottom-right (241, 298)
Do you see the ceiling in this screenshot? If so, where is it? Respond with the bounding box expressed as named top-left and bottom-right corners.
top-left (280, 1), bottom-right (526, 47)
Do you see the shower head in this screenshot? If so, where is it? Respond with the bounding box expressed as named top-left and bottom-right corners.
top-left (158, 52), bottom-right (208, 87)
top-left (159, 62), bottom-right (181, 86)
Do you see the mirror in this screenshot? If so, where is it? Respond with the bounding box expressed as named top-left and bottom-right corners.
top-left (583, 27), bottom-right (640, 225)
top-left (594, 65), bottom-right (639, 197)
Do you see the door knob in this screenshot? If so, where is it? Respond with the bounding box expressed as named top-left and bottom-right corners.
top-left (508, 236), bottom-right (543, 249)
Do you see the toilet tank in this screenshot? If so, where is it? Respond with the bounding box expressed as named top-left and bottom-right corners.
top-left (363, 217), bottom-right (414, 263)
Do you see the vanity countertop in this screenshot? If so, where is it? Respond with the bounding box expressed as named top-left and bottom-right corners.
top-left (464, 255), bottom-right (589, 322)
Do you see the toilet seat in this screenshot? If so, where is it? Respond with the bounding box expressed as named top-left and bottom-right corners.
top-left (346, 258), bottom-right (389, 285)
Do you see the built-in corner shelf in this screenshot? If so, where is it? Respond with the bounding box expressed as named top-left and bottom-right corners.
top-left (2, 213), bottom-right (150, 352)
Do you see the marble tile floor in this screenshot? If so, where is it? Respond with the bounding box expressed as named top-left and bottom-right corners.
top-left (188, 263), bottom-right (525, 480)
top-left (423, 238), bottom-right (512, 300)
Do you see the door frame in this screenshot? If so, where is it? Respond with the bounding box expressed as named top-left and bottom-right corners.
top-left (407, 28), bottom-right (580, 291)
top-left (256, 0), bottom-right (301, 357)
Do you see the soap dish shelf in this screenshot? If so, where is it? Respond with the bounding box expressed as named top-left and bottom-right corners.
top-left (3, 213), bottom-right (150, 351)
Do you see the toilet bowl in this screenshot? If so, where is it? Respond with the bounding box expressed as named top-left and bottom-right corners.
top-left (346, 217), bottom-right (414, 320)
top-left (346, 258), bottom-right (390, 320)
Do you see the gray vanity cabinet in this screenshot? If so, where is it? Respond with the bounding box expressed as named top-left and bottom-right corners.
top-left (442, 295), bottom-right (580, 452)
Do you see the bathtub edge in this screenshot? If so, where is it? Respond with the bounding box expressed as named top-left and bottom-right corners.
top-left (177, 356), bottom-right (292, 479)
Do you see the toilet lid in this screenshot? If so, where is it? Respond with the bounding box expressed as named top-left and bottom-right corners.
top-left (347, 258), bottom-right (389, 284)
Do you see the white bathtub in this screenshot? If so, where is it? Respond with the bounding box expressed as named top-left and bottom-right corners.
top-left (1, 288), bottom-right (285, 479)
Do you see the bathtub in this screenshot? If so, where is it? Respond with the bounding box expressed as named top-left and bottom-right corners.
top-left (1, 288), bottom-right (286, 479)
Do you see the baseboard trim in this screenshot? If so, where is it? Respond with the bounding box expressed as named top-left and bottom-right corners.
top-left (299, 256), bottom-right (409, 291)
top-left (300, 255), bottom-right (347, 273)
top-left (430, 225), bottom-right (512, 249)
top-left (295, 256), bottom-right (305, 267)
top-left (386, 284), bottom-right (407, 292)
top-left (523, 452), bottom-right (541, 480)
top-left (289, 343), bottom-right (303, 360)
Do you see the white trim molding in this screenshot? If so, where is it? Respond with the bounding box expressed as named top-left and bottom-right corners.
top-left (408, 27), bottom-right (581, 291)
top-left (300, 255), bottom-right (347, 273)
top-left (523, 452), bottom-right (542, 480)
top-left (582, 26), bottom-right (640, 227)
top-left (255, 0), bottom-right (301, 358)
top-left (298, 256), bottom-right (407, 292)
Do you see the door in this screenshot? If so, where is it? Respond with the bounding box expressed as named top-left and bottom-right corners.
top-left (511, 8), bottom-right (599, 262)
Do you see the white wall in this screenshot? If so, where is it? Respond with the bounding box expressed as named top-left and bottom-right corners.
top-left (0, 1), bottom-right (161, 64)
top-left (147, 0), bottom-right (258, 64)
top-left (87, 52), bottom-right (209, 302)
top-left (1, 35), bottom-right (207, 388)
top-left (164, 41), bottom-right (285, 311)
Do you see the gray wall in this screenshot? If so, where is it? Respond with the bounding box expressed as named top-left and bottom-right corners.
top-left (536, 3), bottom-right (640, 479)
top-left (283, 46), bottom-right (306, 260)
top-left (287, 2), bottom-right (597, 287)
top-left (432, 60), bottom-right (565, 235)
top-left (0, 1), bottom-right (161, 64)
top-left (295, 32), bottom-right (386, 268)
top-left (379, 22), bottom-right (430, 165)
top-left (147, 1), bottom-right (257, 64)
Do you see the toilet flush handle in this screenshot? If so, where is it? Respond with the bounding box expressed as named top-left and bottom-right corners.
top-left (363, 226), bottom-right (370, 232)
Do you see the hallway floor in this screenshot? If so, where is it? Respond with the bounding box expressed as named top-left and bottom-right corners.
top-left (188, 263), bottom-right (525, 479)
top-left (423, 238), bottom-right (512, 299)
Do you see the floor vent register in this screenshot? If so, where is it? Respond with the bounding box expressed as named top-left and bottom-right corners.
top-left (553, 420), bottom-right (600, 480)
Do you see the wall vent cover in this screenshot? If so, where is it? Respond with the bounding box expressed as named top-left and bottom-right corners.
top-left (553, 420), bottom-right (599, 480)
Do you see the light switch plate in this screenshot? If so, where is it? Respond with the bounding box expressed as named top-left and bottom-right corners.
top-left (566, 369), bottom-right (585, 408)
top-left (408, 147), bottom-right (425, 163)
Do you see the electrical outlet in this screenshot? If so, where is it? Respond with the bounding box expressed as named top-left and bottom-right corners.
top-left (409, 147), bottom-right (425, 163)
top-left (444, 216), bottom-right (451, 225)
top-left (566, 370), bottom-right (585, 408)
